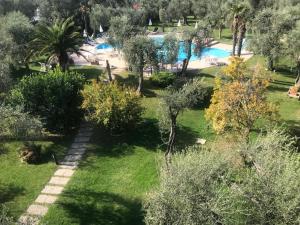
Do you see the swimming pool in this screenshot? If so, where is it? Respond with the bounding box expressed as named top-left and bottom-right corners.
top-left (153, 36), bottom-right (230, 62)
top-left (95, 36), bottom-right (231, 62)
top-left (96, 43), bottom-right (113, 50)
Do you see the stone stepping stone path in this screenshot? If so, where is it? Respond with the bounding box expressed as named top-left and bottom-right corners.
top-left (18, 122), bottom-right (93, 225)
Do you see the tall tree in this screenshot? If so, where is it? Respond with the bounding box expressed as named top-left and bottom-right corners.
top-left (0, 11), bottom-right (33, 68)
top-left (250, 8), bottom-right (295, 70)
top-left (180, 23), bottom-right (210, 76)
top-left (158, 79), bottom-right (208, 165)
top-left (30, 17), bottom-right (84, 71)
top-left (229, 3), bottom-right (248, 56)
top-left (205, 57), bottom-right (278, 140)
top-left (123, 36), bottom-right (158, 94)
top-left (108, 16), bottom-right (143, 49)
top-left (285, 20), bottom-right (300, 86)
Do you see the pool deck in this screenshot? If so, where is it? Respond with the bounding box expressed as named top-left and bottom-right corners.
top-left (71, 38), bottom-right (253, 76)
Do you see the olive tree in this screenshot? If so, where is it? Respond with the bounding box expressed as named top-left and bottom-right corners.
top-left (123, 36), bottom-right (158, 94)
top-left (145, 129), bottom-right (300, 225)
top-left (180, 23), bottom-right (210, 76)
top-left (286, 21), bottom-right (300, 86)
top-left (158, 79), bottom-right (209, 164)
top-left (108, 16), bottom-right (143, 49)
top-left (0, 11), bottom-right (33, 68)
top-left (0, 105), bottom-right (43, 140)
top-left (250, 9), bottom-right (295, 70)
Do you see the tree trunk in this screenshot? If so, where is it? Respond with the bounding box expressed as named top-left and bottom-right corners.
top-left (165, 115), bottom-right (177, 168)
top-left (136, 67), bottom-right (144, 94)
top-left (267, 56), bottom-right (274, 71)
top-left (162, 24), bottom-right (165, 32)
top-left (180, 40), bottom-right (192, 76)
top-left (106, 60), bottom-right (113, 82)
top-left (59, 53), bottom-right (68, 72)
top-left (232, 16), bottom-right (239, 56)
top-left (218, 25), bottom-right (222, 39)
top-left (183, 16), bottom-right (188, 25)
top-left (237, 23), bottom-right (246, 57)
top-left (295, 60), bottom-right (300, 86)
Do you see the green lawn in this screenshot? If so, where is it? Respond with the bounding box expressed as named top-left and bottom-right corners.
top-left (41, 55), bottom-right (300, 224)
top-left (0, 136), bottom-right (73, 219)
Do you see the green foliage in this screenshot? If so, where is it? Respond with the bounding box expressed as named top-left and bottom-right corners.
top-left (0, 11), bottom-right (33, 67)
top-left (108, 16), bottom-right (143, 49)
top-left (0, 105), bottom-right (43, 140)
top-left (145, 129), bottom-right (300, 225)
top-left (19, 142), bottom-right (42, 164)
top-left (0, 205), bottom-right (13, 225)
top-left (123, 36), bottom-right (158, 73)
top-left (150, 72), bottom-right (176, 87)
top-left (0, 62), bottom-right (12, 94)
top-left (81, 81), bottom-right (143, 133)
top-left (250, 8), bottom-right (297, 70)
top-left (30, 17), bottom-right (83, 71)
top-left (8, 69), bottom-right (84, 133)
top-left (160, 34), bottom-right (179, 65)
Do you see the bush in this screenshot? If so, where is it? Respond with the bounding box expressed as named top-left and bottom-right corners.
top-left (81, 81), bottom-right (143, 133)
top-left (150, 72), bottom-right (176, 87)
top-left (8, 69), bottom-right (85, 133)
top-left (19, 142), bottom-right (42, 164)
top-left (0, 105), bottom-right (43, 140)
top-left (144, 129), bottom-right (300, 225)
top-left (0, 205), bottom-right (13, 225)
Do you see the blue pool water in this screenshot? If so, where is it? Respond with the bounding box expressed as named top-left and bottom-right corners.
top-left (152, 35), bottom-right (230, 62)
top-left (96, 36), bottom-right (230, 62)
top-left (96, 43), bottom-right (113, 50)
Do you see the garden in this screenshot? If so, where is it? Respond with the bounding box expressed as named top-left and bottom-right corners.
top-left (0, 0), bottom-right (300, 225)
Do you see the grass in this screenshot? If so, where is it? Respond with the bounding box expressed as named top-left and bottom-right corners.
top-left (0, 136), bottom-right (73, 219)
top-left (41, 54), bottom-right (300, 224)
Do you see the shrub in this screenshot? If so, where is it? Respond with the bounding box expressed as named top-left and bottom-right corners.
top-left (81, 81), bottom-right (143, 133)
top-left (0, 205), bottom-right (13, 225)
top-left (8, 69), bottom-right (85, 133)
top-left (0, 105), bottom-right (43, 140)
top-left (19, 142), bottom-right (42, 164)
top-left (150, 72), bottom-right (176, 87)
top-left (144, 129), bottom-right (300, 225)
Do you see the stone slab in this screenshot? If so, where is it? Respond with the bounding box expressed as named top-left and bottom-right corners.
top-left (64, 154), bottom-right (83, 162)
top-left (77, 131), bottom-right (93, 137)
top-left (59, 165), bottom-right (77, 170)
top-left (59, 161), bottom-right (79, 167)
top-left (54, 168), bottom-right (75, 177)
top-left (68, 148), bottom-right (86, 155)
top-left (79, 127), bottom-right (93, 133)
top-left (35, 194), bottom-right (58, 204)
top-left (74, 136), bottom-right (90, 143)
top-left (27, 204), bottom-right (48, 216)
top-left (49, 176), bottom-right (70, 186)
top-left (71, 143), bottom-right (87, 149)
top-left (19, 215), bottom-right (39, 225)
top-left (41, 185), bottom-right (64, 195)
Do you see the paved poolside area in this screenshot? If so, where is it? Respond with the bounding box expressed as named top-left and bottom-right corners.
top-left (71, 37), bottom-right (253, 75)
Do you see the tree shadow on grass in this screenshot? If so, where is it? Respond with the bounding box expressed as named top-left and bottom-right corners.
top-left (86, 118), bottom-right (200, 159)
top-left (58, 189), bottom-right (144, 225)
top-left (0, 183), bottom-right (25, 204)
top-left (87, 119), bottom-right (162, 159)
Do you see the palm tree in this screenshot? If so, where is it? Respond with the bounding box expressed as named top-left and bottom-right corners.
top-left (30, 17), bottom-right (85, 71)
top-left (230, 4), bottom-right (246, 56)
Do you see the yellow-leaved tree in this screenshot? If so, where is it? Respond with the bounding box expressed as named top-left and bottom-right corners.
top-left (205, 57), bottom-right (278, 139)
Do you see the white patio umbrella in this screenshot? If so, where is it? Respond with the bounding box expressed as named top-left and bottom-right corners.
top-left (195, 21), bottom-right (198, 29)
top-left (177, 19), bottom-right (182, 27)
top-left (83, 29), bottom-right (87, 38)
top-left (99, 25), bottom-right (103, 33)
top-left (148, 18), bottom-right (152, 26)
top-left (33, 8), bottom-right (41, 21)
